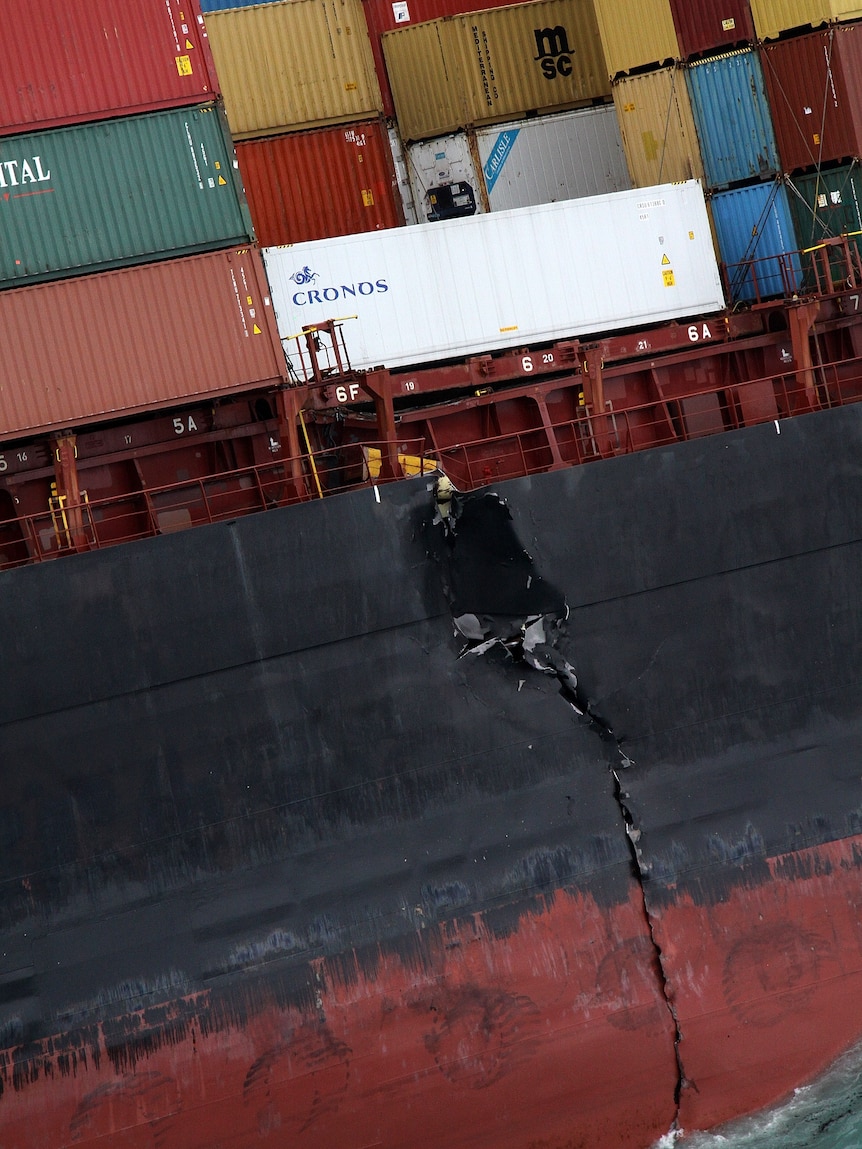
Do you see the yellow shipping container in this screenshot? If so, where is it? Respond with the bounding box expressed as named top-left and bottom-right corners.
top-left (750, 0), bottom-right (862, 39)
top-left (205, 0), bottom-right (383, 139)
top-left (384, 0), bottom-right (610, 143)
top-left (613, 66), bottom-right (703, 187)
top-left (593, 0), bottom-right (679, 78)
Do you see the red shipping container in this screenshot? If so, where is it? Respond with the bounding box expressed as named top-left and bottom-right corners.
top-left (761, 24), bottom-right (862, 173)
top-left (668, 0), bottom-right (755, 59)
top-left (0, 0), bottom-right (219, 137)
top-left (236, 121), bottom-right (404, 245)
top-left (0, 248), bottom-right (286, 441)
top-left (361, 0), bottom-right (529, 117)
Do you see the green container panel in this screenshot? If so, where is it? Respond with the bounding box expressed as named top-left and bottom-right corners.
top-left (789, 163), bottom-right (862, 263)
top-left (0, 104), bottom-right (253, 287)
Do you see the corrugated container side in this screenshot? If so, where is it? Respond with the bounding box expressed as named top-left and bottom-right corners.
top-left (0, 105), bottom-right (252, 288)
top-left (204, 0), bottom-right (383, 139)
top-left (668, 0), bottom-right (755, 59)
top-left (709, 180), bottom-right (801, 300)
top-left (263, 181), bottom-right (725, 371)
top-left (0, 0), bottom-right (219, 137)
top-left (761, 27), bottom-right (862, 174)
top-left (388, 126), bottom-right (420, 224)
top-left (788, 161), bottom-right (862, 259)
top-left (592, 0), bottom-right (679, 77)
top-left (236, 121), bottom-right (404, 246)
top-left (685, 48), bottom-right (779, 189)
top-left (383, 0), bottom-right (611, 142)
top-left (475, 105), bottom-right (631, 210)
top-left (750, 0), bottom-right (862, 40)
top-left (362, 0), bottom-right (530, 119)
top-left (613, 67), bottom-right (704, 186)
top-left (0, 248), bottom-right (286, 441)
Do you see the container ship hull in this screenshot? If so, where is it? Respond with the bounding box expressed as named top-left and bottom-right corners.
top-left (2, 397), bottom-right (862, 1147)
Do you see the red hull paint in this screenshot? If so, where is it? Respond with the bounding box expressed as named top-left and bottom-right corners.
top-left (5, 835), bottom-right (862, 1147)
top-left (1, 887), bottom-right (677, 1149)
top-left (660, 835), bottom-right (862, 1134)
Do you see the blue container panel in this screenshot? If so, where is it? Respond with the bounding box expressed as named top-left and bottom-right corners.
top-left (686, 48), bottom-right (779, 190)
top-left (710, 181), bottom-right (801, 301)
top-left (200, 0), bottom-right (272, 9)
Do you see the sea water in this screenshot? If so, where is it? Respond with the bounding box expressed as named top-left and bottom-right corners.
top-left (650, 1040), bottom-right (862, 1148)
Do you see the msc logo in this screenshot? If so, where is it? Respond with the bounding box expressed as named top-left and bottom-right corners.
top-left (533, 26), bottom-right (573, 79)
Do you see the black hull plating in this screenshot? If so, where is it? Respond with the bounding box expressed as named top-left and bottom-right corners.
top-left (2, 403), bottom-right (862, 1146)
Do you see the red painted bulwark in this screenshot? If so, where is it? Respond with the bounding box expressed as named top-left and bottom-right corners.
top-left (761, 25), bottom-right (862, 172)
top-left (0, 249), bottom-right (287, 441)
top-left (668, 0), bottom-right (755, 59)
top-left (236, 121), bottom-right (404, 246)
top-left (0, 0), bottom-right (219, 136)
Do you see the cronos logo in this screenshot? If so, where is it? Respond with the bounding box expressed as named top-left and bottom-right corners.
top-left (289, 267), bottom-right (389, 306)
top-left (533, 26), bottom-right (573, 79)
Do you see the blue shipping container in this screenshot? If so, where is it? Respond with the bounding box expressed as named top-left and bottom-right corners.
top-left (709, 180), bottom-right (801, 302)
top-left (686, 48), bottom-right (779, 190)
top-left (199, 0), bottom-right (271, 8)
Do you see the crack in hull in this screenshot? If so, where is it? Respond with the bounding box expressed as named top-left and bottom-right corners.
top-left (2, 404), bottom-right (862, 1146)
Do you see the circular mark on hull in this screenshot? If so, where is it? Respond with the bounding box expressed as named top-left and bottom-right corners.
top-left (421, 986), bottom-right (540, 1088)
top-left (723, 921), bottom-right (822, 1027)
top-left (243, 1023), bottom-right (351, 1134)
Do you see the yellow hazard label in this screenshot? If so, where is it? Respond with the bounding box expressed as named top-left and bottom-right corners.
top-left (499, 325), bottom-right (518, 332)
top-left (661, 254), bottom-right (670, 265)
top-left (345, 82), bottom-right (358, 91)
top-left (247, 296), bottom-right (253, 305)
top-left (185, 38), bottom-right (195, 49)
top-left (214, 161), bottom-right (221, 170)
top-left (253, 324), bottom-right (262, 334)
top-left (176, 55), bottom-right (193, 75)
top-left (623, 102), bottom-right (635, 113)
top-left (689, 231), bottom-right (694, 239)
top-left (361, 189), bottom-right (374, 207)
top-left (218, 175), bottom-right (227, 185)
top-left (813, 132), bottom-right (821, 144)
top-left (663, 269), bottom-right (675, 286)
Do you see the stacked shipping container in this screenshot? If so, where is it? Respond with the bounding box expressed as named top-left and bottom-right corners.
top-left (761, 23), bottom-right (862, 265)
top-left (0, 0), bottom-right (288, 515)
top-left (6, 0), bottom-right (862, 442)
top-left (199, 0), bottom-right (405, 243)
top-left (595, 0), bottom-right (862, 300)
top-left (381, 0), bottom-right (634, 221)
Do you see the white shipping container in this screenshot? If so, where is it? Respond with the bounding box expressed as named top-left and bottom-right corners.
top-left (405, 107), bottom-right (632, 223)
top-left (263, 181), bottom-right (725, 372)
top-left (407, 132), bottom-right (487, 222)
top-left (476, 105), bottom-right (632, 212)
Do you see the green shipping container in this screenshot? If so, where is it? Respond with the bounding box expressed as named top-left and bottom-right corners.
top-left (787, 163), bottom-right (862, 292)
top-left (788, 163), bottom-right (862, 258)
top-left (0, 104), bottom-right (253, 287)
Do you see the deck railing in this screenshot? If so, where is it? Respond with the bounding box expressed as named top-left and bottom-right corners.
top-left (3, 347), bottom-right (862, 570)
